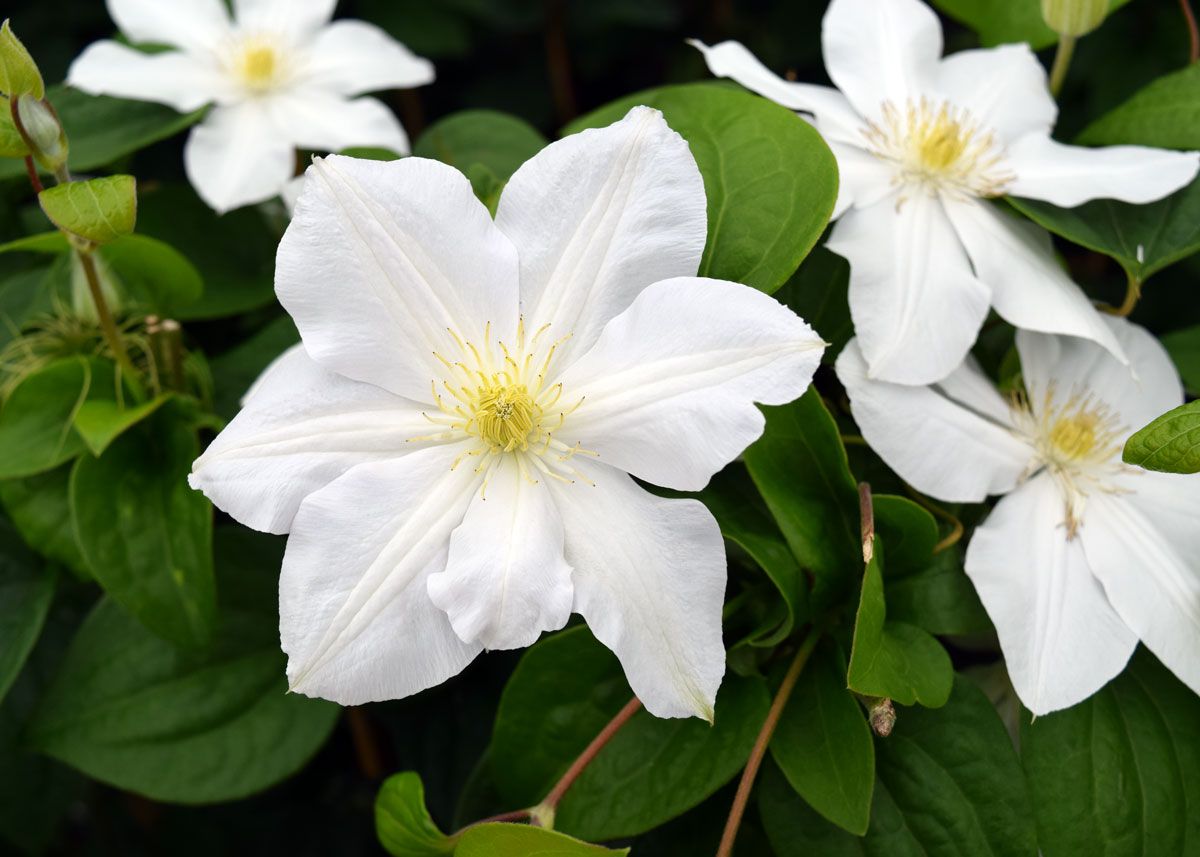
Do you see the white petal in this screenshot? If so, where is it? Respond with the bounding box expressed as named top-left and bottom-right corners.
top-left (189, 344), bottom-right (433, 535)
top-left (828, 140), bottom-right (898, 218)
top-left (1006, 134), bottom-right (1200, 206)
top-left (557, 277), bottom-right (823, 492)
top-left (277, 154), bottom-right (520, 401)
top-left (836, 339), bottom-right (1032, 502)
top-left (428, 457), bottom-right (573, 650)
top-left (935, 44), bottom-right (1056, 143)
top-left (943, 197), bottom-right (1127, 364)
top-left (1084, 476), bottom-right (1200, 697)
top-left (269, 91), bottom-right (408, 154)
top-left (304, 20), bottom-right (434, 95)
top-left (550, 461), bottom-right (726, 720)
top-left (183, 103), bottom-right (295, 213)
top-left (108, 0), bottom-right (231, 52)
top-left (822, 0), bottom-right (942, 118)
top-left (965, 474), bottom-right (1137, 716)
top-left (1016, 315), bottom-right (1183, 432)
top-left (67, 41), bottom-right (229, 112)
top-left (687, 39), bottom-right (866, 144)
top-left (494, 106), bottom-right (706, 370)
top-left (281, 445), bottom-right (484, 705)
top-left (231, 0), bottom-right (335, 40)
top-left (828, 194), bottom-right (991, 385)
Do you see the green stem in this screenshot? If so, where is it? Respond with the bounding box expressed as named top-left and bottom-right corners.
top-left (77, 250), bottom-right (137, 379)
top-left (1048, 35), bottom-right (1076, 97)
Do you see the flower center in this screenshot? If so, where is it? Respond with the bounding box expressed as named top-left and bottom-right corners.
top-left (1048, 413), bottom-right (1100, 461)
top-left (473, 383), bottom-right (537, 452)
top-left (862, 98), bottom-right (1012, 198)
top-left (234, 40), bottom-right (282, 92)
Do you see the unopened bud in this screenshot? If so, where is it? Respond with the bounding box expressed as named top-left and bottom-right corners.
top-left (1041, 0), bottom-right (1110, 37)
top-left (14, 94), bottom-right (67, 172)
top-left (869, 698), bottom-right (896, 737)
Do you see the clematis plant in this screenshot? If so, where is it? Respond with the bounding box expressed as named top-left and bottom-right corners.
top-left (693, 0), bottom-right (1199, 385)
top-left (189, 107), bottom-right (825, 720)
top-left (837, 318), bottom-right (1200, 715)
top-left (67, 0), bottom-right (433, 213)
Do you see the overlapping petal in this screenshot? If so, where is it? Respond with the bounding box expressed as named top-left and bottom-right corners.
top-left (107, 0), bottom-right (231, 52)
top-left (558, 277), bottom-right (823, 492)
top-left (268, 91), bottom-right (409, 154)
top-left (66, 41), bottom-right (229, 112)
top-left (183, 102), bottom-right (295, 214)
top-left (305, 20), bottom-right (435, 95)
top-left (934, 44), bottom-right (1056, 142)
top-left (550, 461), bottom-right (726, 720)
top-left (231, 0), bottom-right (336, 41)
top-left (965, 474), bottom-right (1138, 715)
top-left (494, 106), bottom-right (707, 369)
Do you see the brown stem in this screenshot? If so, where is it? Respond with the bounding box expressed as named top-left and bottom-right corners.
top-left (459, 809), bottom-right (532, 831)
top-left (1182, 0), bottom-right (1200, 63)
top-left (544, 0), bottom-right (577, 125)
top-left (903, 486), bottom-right (964, 554)
top-left (539, 696), bottom-right (642, 814)
top-left (77, 250), bottom-right (137, 379)
top-left (858, 482), bottom-right (875, 563)
top-left (1104, 273), bottom-right (1142, 317)
top-left (715, 627), bottom-right (821, 857)
top-left (23, 155), bottom-right (43, 193)
top-left (346, 707), bottom-right (387, 781)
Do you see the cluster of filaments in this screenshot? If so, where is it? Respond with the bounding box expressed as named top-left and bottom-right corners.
top-left (225, 34), bottom-right (289, 94)
top-left (414, 320), bottom-right (595, 494)
top-left (862, 98), bottom-right (1013, 200)
top-left (1009, 384), bottom-right (1130, 537)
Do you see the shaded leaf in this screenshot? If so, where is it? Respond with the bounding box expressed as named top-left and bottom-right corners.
top-left (776, 245), bottom-right (851, 364)
top-left (0, 465), bottom-right (88, 577)
top-left (0, 516), bottom-right (53, 703)
top-left (931, 0), bottom-right (1131, 48)
top-left (210, 315), bottom-right (300, 420)
top-left (1163, 323), bottom-right (1200, 394)
top-left (414, 109), bottom-right (548, 182)
top-left (376, 771), bottom-right (455, 857)
top-left (456, 824), bottom-right (628, 856)
top-left (1078, 63), bottom-right (1200, 150)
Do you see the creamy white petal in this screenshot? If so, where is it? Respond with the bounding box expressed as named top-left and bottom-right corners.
top-left (557, 277), bottom-right (822, 492)
top-left (550, 461), bottom-right (726, 720)
top-left (494, 106), bottom-right (706, 370)
top-left (428, 457), bottom-right (574, 651)
top-left (828, 194), bottom-right (991, 385)
top-left (67, 41), bottom-right (228, 111)
top-left (828, 140), bottom-right (897, 218)
top-left (687, 39), bottom-right (866, 144)
top-left (108, 0), bottom-right (231, 52)
top-left (1084, 476), bottom-right (1200, 697)
top-left (943, 197), bottom-right (1127, 364)
top-left (304, 20), bottom-right (435, 95)
top-left (822, 0), bottom-right (942, 119)
top-left (836, 339), bottom-right (1032, 503)
top-left (1006, 134), bottom-right (1200, 206)
top-left (277, 154), bottom-right (520, 401)
top-left (183, 102), bottom-right (295, 213)
top-left (965, 474), bottom-right (1138, 716)
top-left (1016, 315), bottom-right (1183, 432)
top-left (282, 445), bottom-right (484, 705)
top-left (189, 344), bottom-right (432, 535)
top-left (268, 91), bottom-right (408, 154)
top-left (935, 44), bottom-right (1056, 143)
top-left (232, 0), bottom-right (336, 40)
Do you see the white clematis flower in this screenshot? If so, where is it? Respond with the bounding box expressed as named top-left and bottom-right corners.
top-left (836, 317), bottom-right (1200, 715)
top-left (692, 0), bottom-right (1200, 385)
top-left (67, 0), bottom-right (433, 213)
top-left (189, 107), bottom-right (825, 720)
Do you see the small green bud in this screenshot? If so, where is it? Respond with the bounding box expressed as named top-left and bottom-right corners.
top-left (14, 94), bottom-right (67, 171)
top-left (0, 19), bottom-right (44, 100)
top-left (1041, 0), bottom-right (1110, 37)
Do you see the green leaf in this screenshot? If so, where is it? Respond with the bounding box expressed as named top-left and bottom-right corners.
top-left (70, 406), bottom-right (215, 648)
top-left (210, 315), bottom-right (300, 420)
top-left (931, 0), bottom-right (1132, 48)
top-left (0, 19), bottom-right (43, 99)
top-left (776, 246), bottom-right (851, 364)
top-left (847, 537), bottom-right (953, 708)
top-left (0, 85), bottom-right (204, 182)
top-left (375, 772), bottom-right (455, 857)
top-left (1163, 323), bottom-right (1200, 394)
top-left (413, 109), bottom-right (548, 182)
top-left (770, 640), bottom-right (874, 835)
top-left (0, 357), bottom-right (120, 480)
top-left (1022, 648), bottom-right (1200, 857)
top-left (1010, 176), bottom-right (1200, 287)
top-left (1122, 400), bottom-right (1200, 473)
top-left (744, 390), bottom-right (861, 612)
top-left (456, 824), bottom-right (628, 856)
top-left (0, 95), bottom-right (28, 157)
top-left (0, 466), bottom-right (89, 577)
top-left (72, 394), bottom-right (170, 456)
top-left (761, 676), bottom-right (1036, 856)
top-left (26, 528), bottom-right (338, 804)
top-left (567, 83), bottom-right (838, 295)
top-left (871, 495), bottom-right (937, 577)
top-left (39, 175), bottom-right (137, 245)
top-left (1078, 64), bottom-right (1200, 151)
top-left (490, 626), bottom-right (770, 840)
top-left (0, 516), bottom-right (53, 703)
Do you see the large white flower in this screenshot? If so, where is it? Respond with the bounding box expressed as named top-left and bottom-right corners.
top-left (693, 0), bottom-right (1199, 385)
top-left (836, 317), bottom-right (1200, 715)
top-left (188, 107), bottom-right (825, 719)
top-left (67, 0), bottom-right (433, 213)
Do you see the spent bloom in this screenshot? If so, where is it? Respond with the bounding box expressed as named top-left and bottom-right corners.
top-left (837, 318), bottom-right (1200, 715)
top-left (68, 0), bottom-right (433, 213)
top-left (693, 0), bottom-right (1199, 385)
top-left (189, 107), bottom-right (825, 719)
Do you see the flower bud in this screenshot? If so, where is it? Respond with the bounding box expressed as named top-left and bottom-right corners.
top-left (14, 94), bottom-right (67, 172)
top-left (1041, 0), bottom-right (1110, 37)
top-left (868, 698), bottom-right (896, 737)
